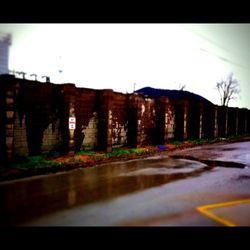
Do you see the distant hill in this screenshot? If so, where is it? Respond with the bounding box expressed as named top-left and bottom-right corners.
top-left (135, 87), bottom-right (213, 105)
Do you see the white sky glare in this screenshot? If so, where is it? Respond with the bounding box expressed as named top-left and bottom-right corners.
top-left (0, 23), bottom-right (250, 109)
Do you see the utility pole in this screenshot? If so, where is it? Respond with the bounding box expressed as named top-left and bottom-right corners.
top-left (57, 55), bottom-right (63, 83)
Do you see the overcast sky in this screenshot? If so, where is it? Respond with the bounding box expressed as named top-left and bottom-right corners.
top-left (0, 23), bottom-right (250, 108)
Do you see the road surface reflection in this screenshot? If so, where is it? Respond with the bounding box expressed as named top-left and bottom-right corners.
top-left (0, 156), bottom-right (210, 225)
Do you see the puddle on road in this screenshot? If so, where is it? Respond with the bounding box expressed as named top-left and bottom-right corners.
top-left (235, 175), bottom-right (250, 180)
top-left (118, 159), bottom-right (207, 176)
top-left (220, 148), bottom-right (238, 151)
top-left (204, 147), bottom-right (238, 151)
top-left (1, 157), bottom-right (212, 225)
top-left (171, 155), bottom-right (246, 169)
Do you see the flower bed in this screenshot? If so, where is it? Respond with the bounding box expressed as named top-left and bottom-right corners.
top-left (1, 135), bottom-right (249, 182)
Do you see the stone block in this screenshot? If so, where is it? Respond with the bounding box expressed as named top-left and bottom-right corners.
top-left (6, 111), bottom-right (14, 119)
top-left (6, 137), bottom-right (13, 145)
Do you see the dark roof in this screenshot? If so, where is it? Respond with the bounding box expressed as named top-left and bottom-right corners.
top-left (135, 87), bottom-right (213, 105)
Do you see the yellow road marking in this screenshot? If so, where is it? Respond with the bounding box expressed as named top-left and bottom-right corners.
top-left (197, 198), bottom-right (250, 227)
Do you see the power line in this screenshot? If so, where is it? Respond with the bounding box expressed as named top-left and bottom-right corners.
top-left (191, 30), bottom-right (233, 55)
top-left (190, 30), bottom-right (250, 71)
top-left (199, 47), bottom-right (250, 72)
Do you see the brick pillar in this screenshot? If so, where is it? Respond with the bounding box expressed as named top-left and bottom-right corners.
top-left (203, 104), bottom-right (216, 138)
top-left (0, 75), bottom-right (18, 161)
top-left (227, 107), bottom-right (237, 136)
top-left (218, 106), bottom-right (228, 138)
top-left (174, 102), bottom-right (183, 140)
top-left (60, 84), bottom-right (76, 155)
top-left (173, 100), bottom-right (190, 141)
top-left (155, 96), bottom-right (169, 145)
top-left (199, 103), bottom-right (204, 139)
top-left (0, 82), bottom-right (5, 161)
top-left (238, 108), bottom-right (242, 135)
top-left (247, 110), bottom-right (250, 134)
top-left (97, 89), bottom-right (113, 152)
top-left (128, 93), bottom-right (144, 148)
top-left (5, 91), bottom-right (15, 160)
top-left (235, 108), bottom-right (239, 136)
top-left (238, 108), bottom-right (246, 135)
top-left (243, 108), bottom-right (248, 134)
top-left (183, 101), bottom-right (189, 140)
top-left (225, 107), bottom-right (228, 137)
top-left (214, 105), bottom-right (218, 138)
top-left (68, 101), bottom-right (76, 156)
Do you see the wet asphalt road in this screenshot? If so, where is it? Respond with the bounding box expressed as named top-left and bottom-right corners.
top-left (9, 141), bottom-right (250, 226)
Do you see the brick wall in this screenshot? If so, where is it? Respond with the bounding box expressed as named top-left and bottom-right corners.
top-left (227, 107), bottom-right (238, 136)
top-left (41, 119), bottom-right (62, 152)
top-left (140, 97), bottom-right (156, 146)
top-left (203, 104), bottom-right (217, 138)
top-left (0, 77), bottom-right (6, 160)
top-left (13, 112), bottom-right (28, 156)
top-left (81, 112), bottom-right (98, 150)
top-left (173, 100), bottom-right (189, 140)
top-left (0, 74), bottom-right (250, 162)
top-left (74, 88), bottom-right (97, 151)
top-left (166, 104), bottom-right (175, 139)
top-left (217, 106), bottom-right (228, 138)
top-left (247, 110), bottom-right (250, 133)
top-left (111, 92), bottom-right (128, 148)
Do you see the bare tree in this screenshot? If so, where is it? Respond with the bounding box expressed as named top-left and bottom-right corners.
top-left (216, 73), bottom-right (240, 106)
top-left (178, 83), bottom-right (186, 91)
